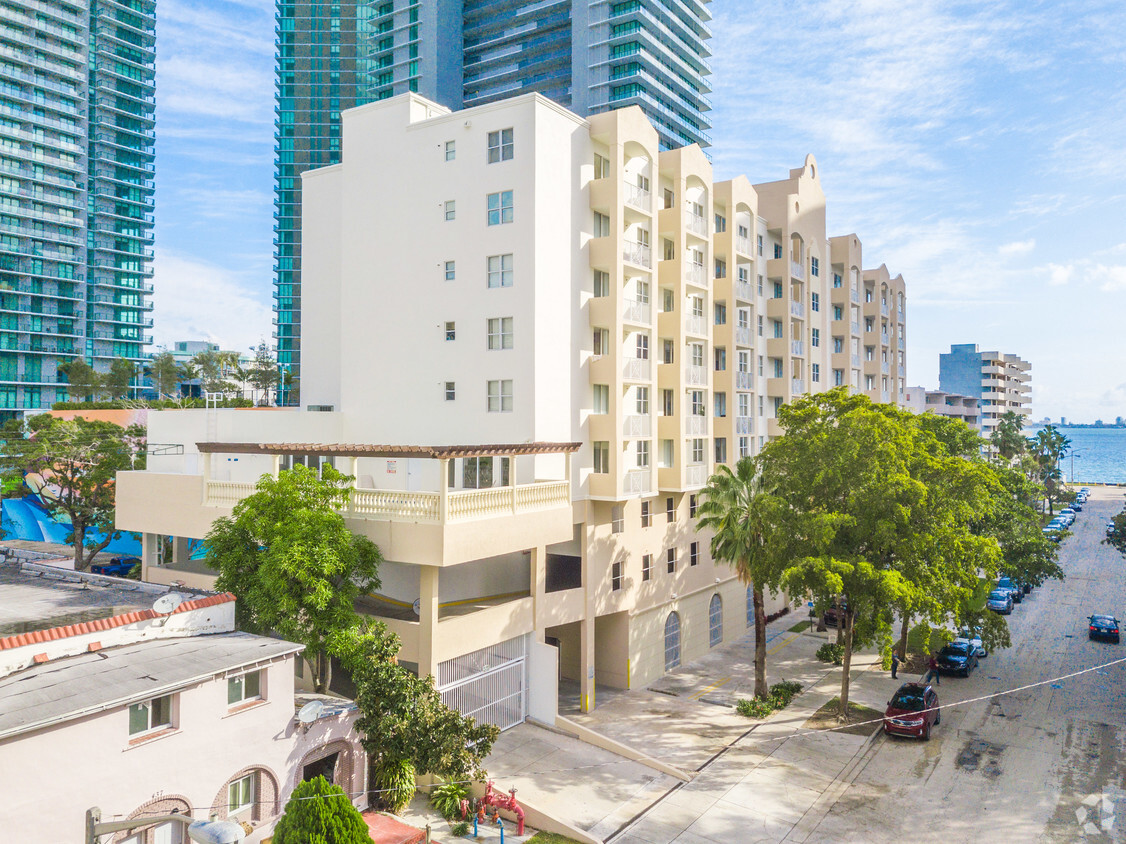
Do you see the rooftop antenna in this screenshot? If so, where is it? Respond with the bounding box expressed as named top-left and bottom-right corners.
top-left (296, 700), bottom-right (324, 732)
top-left (151, 592), bottom-right (183, 626)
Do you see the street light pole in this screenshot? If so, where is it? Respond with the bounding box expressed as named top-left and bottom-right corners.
top-left (1071, 451), bottom-right (1083, 484)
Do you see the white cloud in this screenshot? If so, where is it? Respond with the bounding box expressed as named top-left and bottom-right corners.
top-left (999, 239), bottom-right (1035, 256)
top-left (1046, 263), bottom-right (1073, 286)
top-left (150, 251), bottom-right (273, 353)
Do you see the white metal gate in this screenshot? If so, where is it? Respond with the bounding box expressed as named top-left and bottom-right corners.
top-left (436, 635), bottom-right (527, 731)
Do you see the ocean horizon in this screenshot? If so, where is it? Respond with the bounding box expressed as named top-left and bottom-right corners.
top-left (1025, 424), bottom-right (1126, 485)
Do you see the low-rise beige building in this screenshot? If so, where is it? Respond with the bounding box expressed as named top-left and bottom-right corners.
top-left (904, 386), bottom-right (982, 430)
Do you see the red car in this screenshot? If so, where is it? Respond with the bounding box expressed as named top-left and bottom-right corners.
top-left (884, 683), bottom-right (940, 740)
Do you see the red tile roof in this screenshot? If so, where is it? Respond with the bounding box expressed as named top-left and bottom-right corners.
top-left (0, 592), bottom-right (235, 651)
top-left (195, 441), bottom-right (582, 458)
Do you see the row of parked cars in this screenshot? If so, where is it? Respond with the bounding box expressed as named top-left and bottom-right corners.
top-left (1043, 487), bottom-right (1090, 541)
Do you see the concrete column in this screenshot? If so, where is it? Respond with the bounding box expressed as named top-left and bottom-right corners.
top-left (271, 454), bottom-right (281, 479)
top-left (531, 545), bottom-right (547, 641)
top-left (141, 532), bottom-right (159, 579)
top-left (418, 566), bottom-right (441, 682)
top-left (580, 518), bottom-right (595, 712)
top-left (171, 536), bottom-right (190, 565)
top-left (200, 452), bottom-right (211, 504)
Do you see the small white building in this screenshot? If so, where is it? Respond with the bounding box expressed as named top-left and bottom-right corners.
top-left (0, 561), bottom-right (365, 844)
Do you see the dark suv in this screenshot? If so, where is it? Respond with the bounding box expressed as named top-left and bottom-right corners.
top-left (884, 683), bottom-right (940, 740)
top-left (822, 598), bottom-right (848, 628)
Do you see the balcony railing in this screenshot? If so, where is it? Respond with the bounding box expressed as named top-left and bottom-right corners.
top-left (851, 321), bottom-right (860, 334)
top-left (685, 213), bottom-right (708, 237)
top-left (851, 354), bottom-right (860, 366)
top-left (791, 340), bottom-right (804, 356)
top-left (685, 364), bottom-right (707, 386)
top-left (735, 236), bottom-right (752, 255)
top-left (881, 302), bottom-right (889, 316)
top-left (850, 290), bottom-right (859, 303)
top-left (685, 314), bottom-right (708, 336)
top-left (736, 416), bottom-right (753, 434)
top-left (792, 379), bottom-right (805, 393)
top-left (685, 264), bottom-right (707, 287)
top-left (686, 415), bottom-right (707, 435)
top-left (734, 280), bottom-right (753, 301)
top-left (624, 180), bottom-right (650, 208)
top-left (790, 261), bottom-right (805, 280)
top-left (622, 298), bottom-right (651, 324)
top-left (736, 371), bottom-right (753, 390)
top-left (881, 362), bottom-right (890, 374)
top-left (623, 415), bottom-right (651, 438)
top-left (623, 241), bottom-right (651, 268)
top-left (735, 327), bottom-right (752, 346)
top-left (623, 357), bottom-right (651, 381)
top-left (624, 469), bottom-right (651, 494)
top-left (790, 300), bottom-right (805, 318)
top-left (686, 463), bottom-right (708, 486)
top-left (205, 479), bottom-right (570, 523)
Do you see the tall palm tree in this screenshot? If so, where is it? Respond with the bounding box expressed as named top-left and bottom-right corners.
top-left (696, 456), bottom-right (779, 700)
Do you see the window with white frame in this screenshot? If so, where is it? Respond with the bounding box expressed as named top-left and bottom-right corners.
top-left (444, 200), bottom-right (456, 221)
top-left (690, 343), bottom-right (704, 367)
top-left (487, 379), bottom-right (512, 412)
top-left (690, 438), bottom-right (705, 463)
top-left (714, 437), bottom-right (727, 463)
top-left (714, 392), bottom-right (726, 417)
top-left (757, 314), bottom-right (763, 336)
top-left (593, 384), bottom-right (609, 414)
top-left (662, 288), bottom-right (674, 312)
top-left (811, 292), bottom-right (820, 312)
top-left (636, 386), bottom-right (649, 414)
top-left (641, 500), bottom-right (651, 527)
top-left (757, 234), bottom-right (763, 255)
top-left (487, 128), bottom-right (514, 163)
top-left (444, 260), bottom-right (455, 281)
top-left (593, 441), bottom-right (609, 473)
top-left (445, 140), bottom-right (456, 161)
top-left (812, 363), bottom-right (820, 383)
top-left (659, 439), bottom-right (673, 467)
top-left (593, 212), bottom-right (611, 237)
top-left (487, 317), bottom-right (513, 350)
top-left (737, 350), bottom-right (750, 373)
top-left (811, 328), bottom-right (820, 347)
top-left (128, 694), bottom-right (173, 736)
top-left (636, 334), bottom-right (649, 359)
top-left (738, 265), bottom-right (749, 282)
top-left (228, 670), bottom-right (262, 706)
top-left (487, 190), bottom-right (513, 225)
top-left (593, 328), bottom-right (609, 356)
top-left (738, 435), bottom-right (749, 457)
top-left (714, 347), bottom-right (726, 371)
top-left (667, 547), bottom-right (677, 573)
top-left (690, 295), bottom-right (704, 317)
top-left (833, 369), bottom-right (844, 386)
top-left (593, 270), bottom-right (610, 297)
top-left (487, 253), bottom-right (513, 288)
top-left (228, 774), bottom-right (254, 816)
top-left (661, 389), bottom-right (673, 416)
top-left (690, 494), bottom-right (697, 516)
top-left (611, 560), bottom-right (622, 591)
top-left (690, 389), bottom-right (705, 416)
top-left (636, 440), bottom-right (650, 467)
top-left (594, 152), bottom-right (610, 179)
top-left (662, 339), bottom-right (674, 364)
top-left (738, 392), bottom-right (750, 417)
top-left (737, 308), bottom-right (749, 329)
top-left (666, 496), bottom-right (675, 522)
top-left (690, 541), bottom-right (699, 566)
top-left (758, 355), bottom-right (764, 376)
top-left (636, 279), bottom-right (650, 304)
top-left (714, 302), bottom-right (727, 324)
top-left (810, 257), bottom-right (819, 277)
top-left (643, 553), bottom-right (652, 581)
top-left (611, 504), bottom-right (624, 533)
top-left (833, 336), bottom-right (843, 353)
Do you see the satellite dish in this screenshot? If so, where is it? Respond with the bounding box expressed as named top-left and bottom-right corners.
top-left (152, 593), bottom-right (183, 615)
top-left (412, 598), bottom-right (421, 617)
top-left (297, 700), bottom-right (325, 724)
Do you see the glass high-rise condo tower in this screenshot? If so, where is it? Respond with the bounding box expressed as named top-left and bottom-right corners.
top-left (0, 0), bottom-right (155, 418)
top-left (273, 0), bottom-right (711, 402)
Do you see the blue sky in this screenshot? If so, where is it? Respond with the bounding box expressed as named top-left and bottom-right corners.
top-left (151, 0), bottom-right (1126, 423)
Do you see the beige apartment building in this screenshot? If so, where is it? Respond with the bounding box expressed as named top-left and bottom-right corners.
top-left (115, 93), bottom-right (909, 730)
top-left (904, 386), bottom-right (982, 430)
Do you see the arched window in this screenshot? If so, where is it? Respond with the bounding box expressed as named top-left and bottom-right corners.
top-left (664, 612), bottom-right (681, 670)
top-left (709, 594), bottom-right (723, 647)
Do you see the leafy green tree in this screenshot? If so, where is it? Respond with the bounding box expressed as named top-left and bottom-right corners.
top-left (145, 350), bottom-right (182, 399)
top-left (205, 465), bottom-right (383, 691)
top-left (759, 389), bottom-right (1002, 718)
top-left (984, 463), bottom-right (1063, 589)
top-left (697, 457), bottom-right (783, 699)
top-left (246, 341), bottom-right (280, 405)
top-left (329, 619), bottom-right (499, 781)
top-left (103, 357), bottom-right (136, 400)
top-left (191, 348), bottom-right (239, 394)
top-left (0, 415), bottom-right (146, 569)
top-left (990, 410), bottom-right (1027, 462)
top-left (272, 776), bottom-right (373, 844)
top-left (58, 358), bottom-right (101, 403)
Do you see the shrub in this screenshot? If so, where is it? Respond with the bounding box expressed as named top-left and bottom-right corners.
top-left (272, 775), bottom-right (371, 844)
top-left (451, 821), bottom-right (471, 837)
top-left (816, 642), bottom-right (844, 665)
top-left (372, 756), bottom-right (416, 814)
top-left (430, 779), bottom-right (469, 820)
top-left (736, 696), bottom-right (775, 719)
top-left (769, 680), bottom-right (802, 707)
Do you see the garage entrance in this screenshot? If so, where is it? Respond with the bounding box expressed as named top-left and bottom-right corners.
top-left (437, 635), bottom-right (528, 731)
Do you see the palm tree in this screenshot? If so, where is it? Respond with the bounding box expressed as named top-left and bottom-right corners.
top-left (1030, 425), bottom-right (1071, 514)
top-left (696, 456), bottom-right (780, 700)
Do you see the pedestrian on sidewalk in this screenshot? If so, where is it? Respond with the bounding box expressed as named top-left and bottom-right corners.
top-left (891, 651), bottom-right (900, 679)
top-left (924, 654), bottom-right (940, 685)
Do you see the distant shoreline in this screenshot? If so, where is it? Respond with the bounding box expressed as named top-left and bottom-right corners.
top-left (1027, 424), bottom-right (1126, 430)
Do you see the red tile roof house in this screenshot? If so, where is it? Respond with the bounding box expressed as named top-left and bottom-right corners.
top-left (0, 562), bottom-right (366, 843)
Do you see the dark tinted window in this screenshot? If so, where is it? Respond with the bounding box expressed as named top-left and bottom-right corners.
top-left (941, 642), bottom-right (971, 657)
top-left (890, 690), bottom-right (925, 711)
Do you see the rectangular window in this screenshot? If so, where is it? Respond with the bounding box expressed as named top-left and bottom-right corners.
top-left (812, 363), bottom-right (821, 383)
top-left (662, 389), bottom-right (673, 416)
top-left (690, 390), bottom-right (705, 416)
top-left (662, 288), bottom-right (675, 312)
top-left (833, 336), bottom-right (843, 353)
top-left (774, 243), bottom-right (783, 259)
top-left (594, 153), bottom-right (611, 179)
top-left (715, 259), bottom-right (727, 279)
top-left (593, 441), bottom-right (610, 473)
top-left (445, 140), bottom-right (456, 161)
top-left (444, 260), bottom-right (456, 281)
top-left (593, 270), bottom-right (610, 297)
top-left (757, 234), bottom-right (763, 256)
top-left (487, 128), bottom-right (514, 163)
top-left (487, 253), bottom-right (513, 288)
top-left (715, 437), bottom-right (727, 464)
top-left (811, 292), bottom-right (820, 312)
top-left (738, 436), bottom-right (749, 457)
top-left (714, 213), bottom-right (726, 233)
top-left (714, 347), bottom-right (726, 371)
top-left (666, 496), bottom-right (675, 523)
top-left (811, 257), bottom-right (820, 277)
top-left (445, 381), bottom-right (456, 401)
top-left (714, 302), bottom-right (727, 325)
top-left (690, 343), bottom-right (704, 367)
top-left (811, 328), bottom-right (820, 347)
top-left (487, 317), bottom-right (513, 350)
top-left (662, 339), bottom-right (674, 364)
top-left (663, 188), bottom-right (674, 209)
top-left (636, 440), bottom-right (650, 467)
top-left (593, 212), bottom-right (611, 237)
top-left (593, 384), bottom-right (609, 414)
top-left (833, 305), bottom-right (843, 320)
top-left (690, 541), bottom-right (699, 566)
top-left (641, 500), bottom-right (651, 527)
top-left (714, 392), bottom-right (726, 417)
top-left (593, 328), bottom-right (610, 356)
top-left (691, 438), bottom-right (705, 463)
top-left (612, 504), bottom-right (624, 533)
top-left (636, 334), bottom-right (649, 359)
top-left (642, 553), bottom-right (652, 581)
top-left (128, 695), bottom-right (172, 736)
top-left (444, 200), bottom-right (456, 221)
top-left (834, 369), bottom-right (844, 386)
top-left (445, 321), bottom-right (456, 341)
top-left (833, 272), bottom-right (843, 288)
top-left (690, 494), bottom-right (698, 516)
top-left (487, 190), bottom-right (513, 225)
top-left (228, 671), bottom-right (262, 705)
top-left (636, 386), bottom-right (649, 414)
top-left (228, 774), bottom-right (254, 816)
top-left (667, 548), bottom-right (676, 574)
top-left (660, 439), bottom-right (673, 467)
top-left (487, 379), bottom-right (513, 412)
top-left (757, 315), bottom-right (764, 336)
top-left (611, 560), bottom-right (622, 591)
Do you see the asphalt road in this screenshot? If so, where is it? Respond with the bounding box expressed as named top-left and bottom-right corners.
top-left (803, 487), bottom-right (1126, 843)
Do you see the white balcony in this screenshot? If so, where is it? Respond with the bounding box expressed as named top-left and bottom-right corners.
top-left (850, 290), bottom-right (859, 304)
top-left (851, 354), bottom-right (860, 366)
top-left (792, 379), bottom-right (805, 393)
top-left (851, 321), bottom-right (861, 334)
top-left (734, 280), bottom-right (753, 301)
top-left (790, 261), bottom-right (805, 280)
top-left (623, 414), bottom-right (652, 437)
top-left (736, 416), bottom-right (753, 434)
top-left (881, 302), bottom-right (889, 316)
top-left (686, 415), bottom-right (708, 435)
top-left (790, 300), bottom-right (805, 318)
top-left (623, 241), bottom-right (651, 268)
top-left (685, 213), bottom-right (708, 237)
top-left (735, 236), bottom-right (752, 256)
top-left (623, 357), bottom-right (651, 381)
top-left (735, 326), bottom-right (753, 346)
top-left (881, 362), bottom-right (889, 374)
top-left (686, 463), bottom-right (708, 487)
top-left (736, 371), bottom-right (753, 390)
top-left (685, 263), bottom-right (707, 287)
top-left (624, 469), bottom-right (651, 494)
top-left (624, 180), bottom-right (650, 209)
top-left (685, 364), bottom-right (707, 385)
top-left (623, 298), bottom-right (651, 324)
top-left (685, 314), bottom-right (708, 336)
top-left (791, 340), bottom-right (804, 356)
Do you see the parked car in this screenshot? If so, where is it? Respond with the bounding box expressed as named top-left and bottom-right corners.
top-left (936, 640), bottom-right (979, 676)
top-left (956, 627), bottom-right (987, 658)
top-left (1089, 614), bottom-right (1121, 644)
top-left (1070, 499), bottom-right (1083, 512)
top-left (997, 576), bottom-right (1023, 603)
top-left (987, 589), bottom-right (1014, 614)
top-left (1059, 509), bottom-right (1077, 525)
top-left (89, 556), bottom-right (140, 578)
top-left (823, 597), bottom-right (848, 628)
top-left (1043, 527), bottom-right (1063, 542)
top-left (1108, 522), bottom-right (1119, 537)
top-left (884, 683), bottom-right (940, 740)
